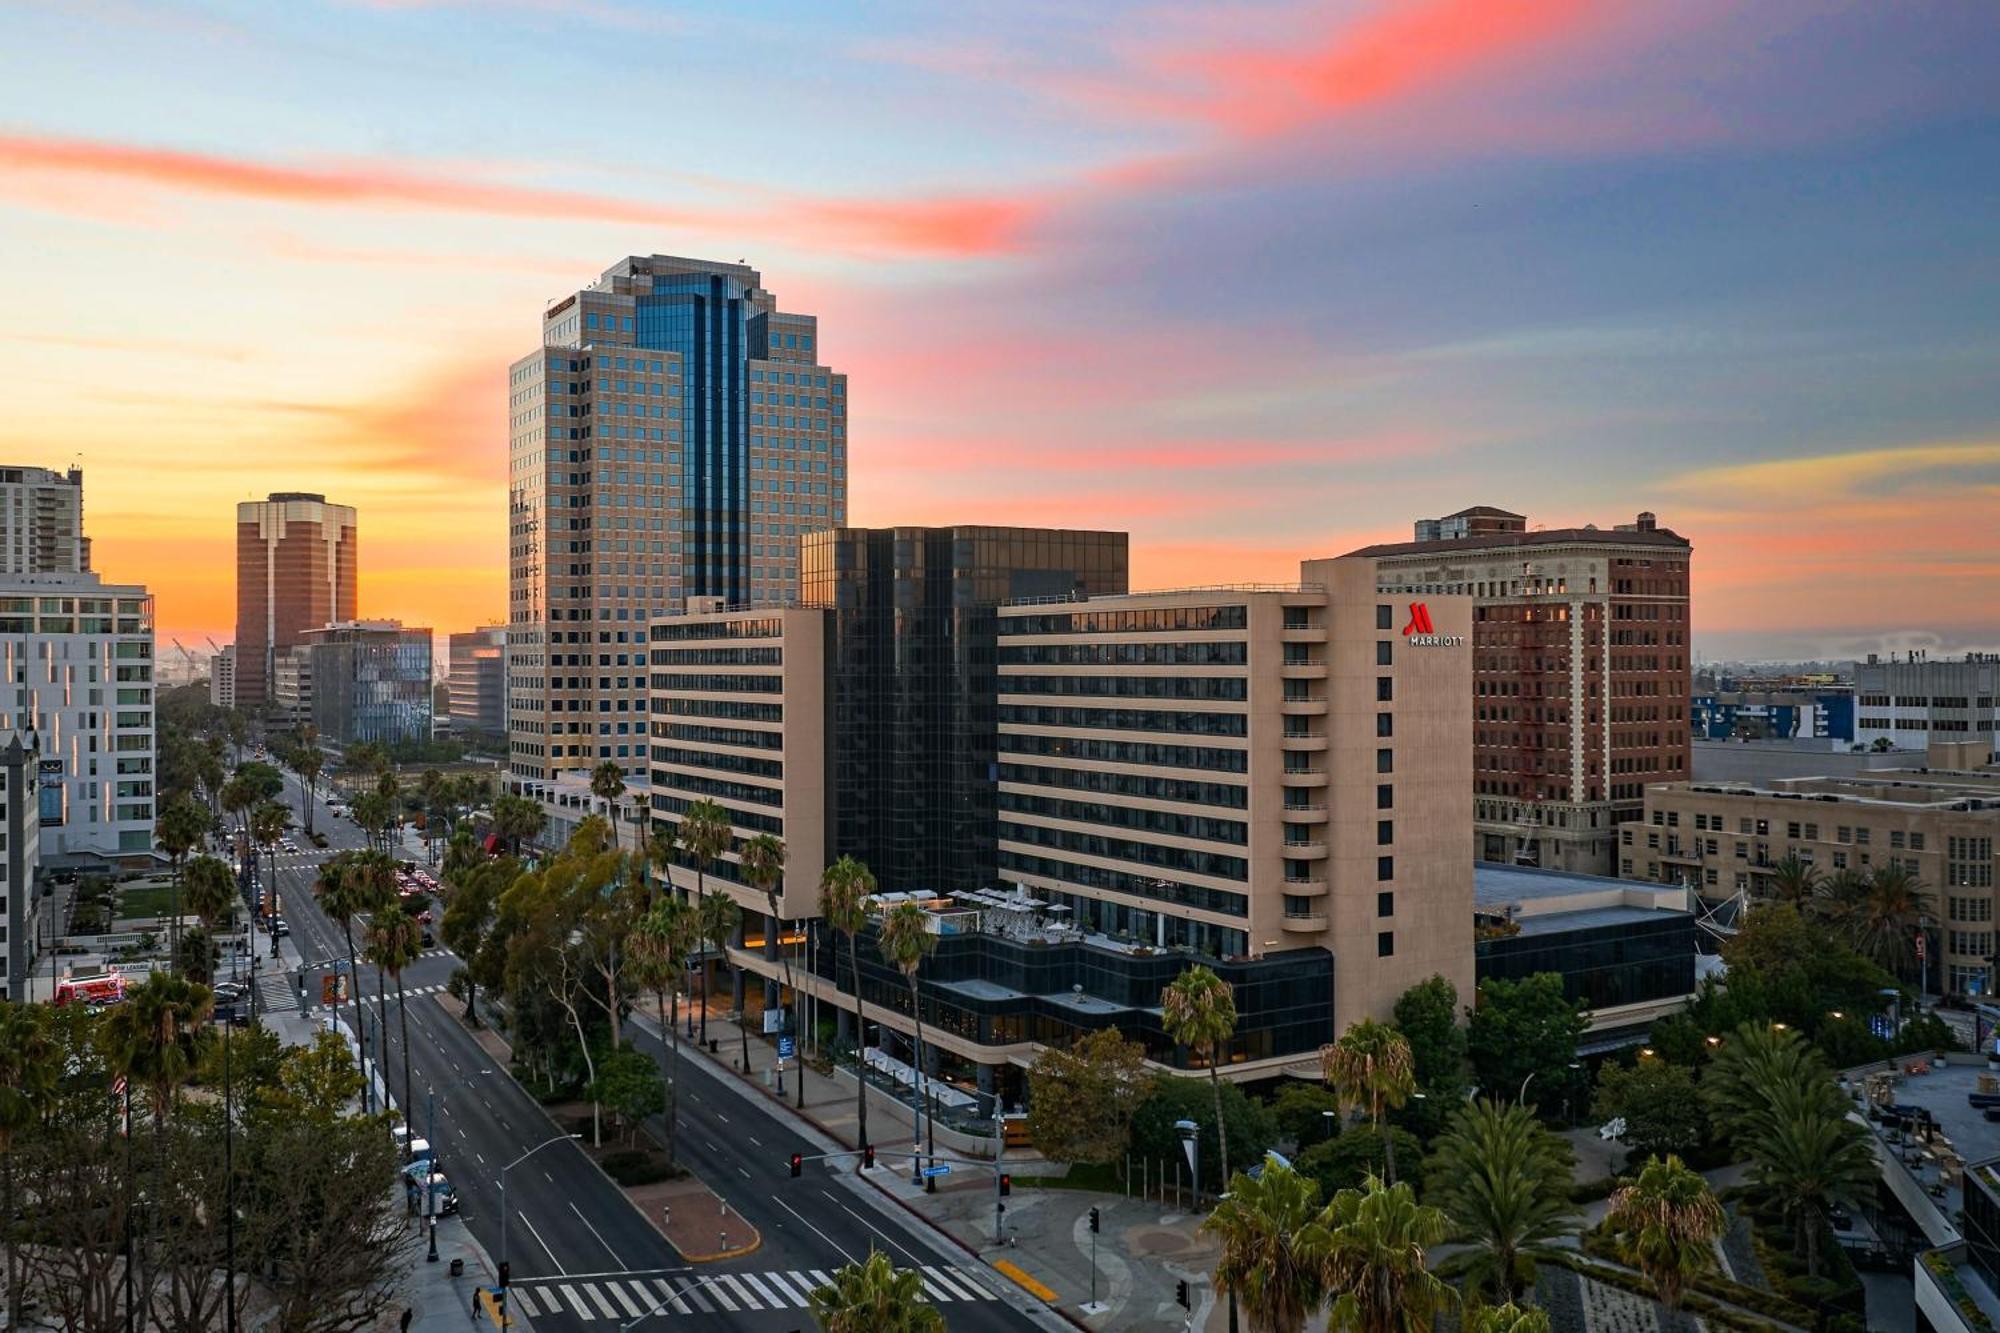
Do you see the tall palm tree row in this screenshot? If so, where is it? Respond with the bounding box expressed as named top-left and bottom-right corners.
top-left (876, 901), bottom-right (939, 1180)
top-left (1202, 1163), bottom-right (1455, 1333)
top-left (1162, 964), bottom-right (1238, 1194)
top-left (677, 799), bottom-right (732, 1045)
top-left (1321, 1019), bottom-right (1416, 1183)
top-left (818, 855), bottom-right (877, 1155)
top-left (365, 908), bottom-right (424, 1153)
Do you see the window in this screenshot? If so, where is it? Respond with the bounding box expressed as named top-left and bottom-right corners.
top-left (1376, 604), bottom-right (1392, 630)
top-left (1376, 641), bottom-right (1393, 666)
top-left (1376, 713), bottom-right (1393, 738)
top-left (1376, 748), bottom-right (1393, 774)
top-left (1377, 891), bottom-right (1394, 917)
top-left (1377, 820), bottom-right (1393, 846)
top-left (1376, 783), bottom-right (1393, 810)
top-left (1377, 855), bottom-right (1394, 881)
top-left (1377, 931), bottom-right (1394, 958)
top-left (1376, 677), bottom-right (1393, 702)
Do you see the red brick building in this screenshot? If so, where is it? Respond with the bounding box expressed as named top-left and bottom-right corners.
top-left (1348, 508), bottom-right (1692, 874)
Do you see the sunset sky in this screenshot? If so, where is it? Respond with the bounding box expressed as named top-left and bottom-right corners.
top-left (3, 1), bottom-right (1997, 663)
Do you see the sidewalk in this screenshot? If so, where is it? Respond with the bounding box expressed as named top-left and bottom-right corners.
top-left (632, 1005), bottom-right (1224, 1331)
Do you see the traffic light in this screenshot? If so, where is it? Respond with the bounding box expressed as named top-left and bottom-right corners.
top-left (998, 1173), bottom-right (1011, 1197)
top-left (789, 1152), bottom-right (803, 1178)
top-left (863, 1144), bottom-right (875, 1170)
top-left (498, 1261), bottom-right (511, 1289)
top-left (1175, 1280), bottom-right (1190, 1310)
top-left (1088, 1206), bottom-right (1101, 1234)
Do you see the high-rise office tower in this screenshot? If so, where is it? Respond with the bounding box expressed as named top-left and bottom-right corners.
top-left (234, 493), bottom-right (358, 711)
top-left (508, 255), bottom-right (847, 782)
top-left (0, 465), bottom-right (89, 574)
top-left (447, 625), bottom-right (508, 736)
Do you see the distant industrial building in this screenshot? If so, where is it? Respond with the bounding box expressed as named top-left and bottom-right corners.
top-left (1855, 653), bottom-right (2000, 758)
top-left (447, 626), bottom-right (507, 736)
top-left (1351, 506), bottom-right (1693, 875)
top-left (1692, 689), bottom-right (1854, 743)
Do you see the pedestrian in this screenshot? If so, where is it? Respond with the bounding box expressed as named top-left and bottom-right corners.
top-left (401, 1309), bottom-right (414, 1333)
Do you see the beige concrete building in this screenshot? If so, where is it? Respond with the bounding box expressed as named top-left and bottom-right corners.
top-left (645, 551), bottom-right (1474, 1096)
top-left (0, 466), bottom-right (88, 575)
top-left (1352, 507), bottom-right (1693, 876)
top-left (1630, 765), bottom-right (2000, 998)
top-left (508, 255), bottom-right (846, 787)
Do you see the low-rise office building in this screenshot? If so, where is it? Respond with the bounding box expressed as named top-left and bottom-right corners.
top-left (287, 620), bottom-right (433, 746)
top-left (1630, 768), bottom-right (2000, 998)
top-left (647, 549), bottom-right (1475, 1099)
top-left (1855, 653), bottom-right (2000, 756)
top-left (448, 626), bottom-right (507, 736)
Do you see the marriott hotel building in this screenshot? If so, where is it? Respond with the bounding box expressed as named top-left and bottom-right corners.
top-left (649, 538), bottom-right (1472, 1098)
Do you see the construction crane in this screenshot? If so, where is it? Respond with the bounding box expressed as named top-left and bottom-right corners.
top-left (171, 638), bottom-right (198, 674)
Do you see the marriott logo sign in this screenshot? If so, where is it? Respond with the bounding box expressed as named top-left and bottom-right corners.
top-left (1401, 602), bottom-right (1464, 647)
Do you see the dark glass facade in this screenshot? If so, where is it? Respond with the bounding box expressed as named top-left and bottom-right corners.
top-left (814, 920), bottom-right (1333, 1068)
top-left (1966, 1162), bottom-right (2000, 1292)
top-left (798, 525), bottom-right (1128, 898)
top-left (1475, 912), bottom-right (1695, 1010)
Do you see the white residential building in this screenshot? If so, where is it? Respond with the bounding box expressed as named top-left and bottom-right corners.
top-left (0, 465), bottom-right (89, 575)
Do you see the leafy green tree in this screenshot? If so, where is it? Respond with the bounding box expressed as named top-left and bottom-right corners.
top-left (1719, 903), bottom-right (1893, 1034)
top-left (1322, 1019), bottom-right (1416, 1182)
top-left (1296, 1124), bottom-right (1423, 1200)
top-left (439, 858), bottom-right (502, 1023)
top-left (818, 855), bottom-right (877, 1153)
top-left (1202, 1161), bottom-right (1331, 1333)
top-left (1321, 1174), bottom-right (1455, 1333)
top-left (631, 896), bottom-right (698, 1166)
top-left (1423, 1098), bottom-right (1576, 1305)
top-left (1131, 1074), bottom-right (1277, 1195)
top-left (1162, 963), bottom-right (1239, 1189)
top-left (1393, 974), bottom-right (1469, 1135)
top-left (0, 1003), bottom-right (56, 1325)
top-left (1025, 1028), bottom-right (1151, 1166)
top-left (806, 1251), bottom-right (944, 1333)
top-left (1466, 973), bottom-right (1587, 1111)
top-left (1591, 1057), bottom-right (1708, 1160)
top-left (1272, 1082), bottom-right (1345, 1151)
top-left (1603, 1154), bottom-right (1724, 1312)
top-left (589, 1046), bottom-right (666, 1145)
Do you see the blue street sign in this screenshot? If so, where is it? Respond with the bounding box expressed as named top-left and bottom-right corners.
top-left (1870, 1015), bottom-right (1893, 1039)
top-left (778, 1037), bottom-right (795, 1059)
top-left (922, 1164), bottom-right (951, 1178)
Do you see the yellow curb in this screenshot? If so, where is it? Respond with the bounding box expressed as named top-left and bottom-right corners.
top-left (994, 1258), bottom-right (1057, 1303)
top-left (677, 1233), bottom-right (762, 1264)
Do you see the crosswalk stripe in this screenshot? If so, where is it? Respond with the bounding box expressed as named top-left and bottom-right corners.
top-left (584, 1285), bottom-right (619, 1318)
top-left (916, 1273), bottom-right (955, 1302)
top-left (671, 1277), bottom-right (714, 1314)
top-left (929, 1266), bottom-right (990, 1301)
top-left (766, 1271), bottom-right (810, 1306)
top-left (558, 1284), bottom-right (594, 1320)
top-left (739, 1273), bottom-right (780, 1307)
top-left (704, 1276), bottom-right (740, 1312)
top-left (606, 1281), bottom-right (646, 1317)
top-left (506, 1287), bottom-right (537, 1316)
top-left (723, 1274), bottom-right (762, 1309)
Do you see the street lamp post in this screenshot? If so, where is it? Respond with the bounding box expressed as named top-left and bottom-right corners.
top-left (498, 1134), bottom-right (583, 1326)
top-left (1518, 1070), bottom-right (1538, 1105)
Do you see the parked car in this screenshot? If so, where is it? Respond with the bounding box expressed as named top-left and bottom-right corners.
top-left (407, 1175), bottom-right (459, 1217)
top-left (268, 918), bottom-right (290, 938)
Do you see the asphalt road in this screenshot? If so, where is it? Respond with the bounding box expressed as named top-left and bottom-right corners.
top-left (267, 777), bottom-right (1049, 1332)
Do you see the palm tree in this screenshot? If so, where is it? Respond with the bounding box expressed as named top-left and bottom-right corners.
top-left (1322, 1019), bottom-right (1416, 1183)
top-left (1743, 1082), bottom-right (1876, 1278)
top-left (1321, 1173), bottom-right (1455, 1333)
top-left (155, 793), bottom-right (212, 962)
top-left (365, 908), bottom-right (423, 1153)
top-left (289, 728), bottom-right (324, 835)
top-left (1844, 862), bottom-right (1935, 978)
top-left (632, 897), bottom-right (698, 1167)
top-left (1603, 1154), bottom-right (1724, 1312)
top-left (219, 773), bottom-right (256, 845)
top-left (1422, 1098), bottom-right (1577, 1305)
top-left (99, 973), bottom-right (214, 1203)
top-left (877, 901), bottom-right (940, 1179)
top-left (806, 1251), bottom-right (944, 1333)
top-left (312, 853), bottom-right (372, 1064)
top-left (700, 891), bottom-right (747, 1070)
top-left (590, 759), bottom-right (628, 852)
top-left (738, 833), bottom-right (800, 1106)
top-left (819, 855), bottom-right (877, 1155)
top-left (1701, 1021), bottom-right (1835, 1147)
top-left (491, 791), bottom-right (545, 858)
top-left (181, 854), bottom-right (235, 935)
top-left (678, 799), bottom-right (732, 1045)
top-left (249, 798), bottom-right (289, 921)
top-left (1163, 964), bottom-right (1239, 1193)
top-left (1201, 1160), bottom-right (1332, 1333)
top-left (345, 851), bottom-right (402, 1098)
top-left (0, 1002), bottom-right (56, 1325)
top-left (419, 768), bottom-right (446, 862)
top-left (1765, 853), bottom-right (1820, 908)
top-left (644, 821), bottom-right (680, 906)
top-left (1465, 1305), bottom-right (1553, 1333)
